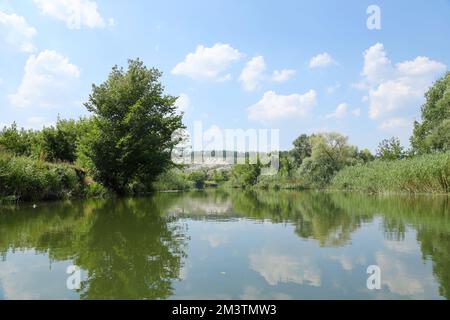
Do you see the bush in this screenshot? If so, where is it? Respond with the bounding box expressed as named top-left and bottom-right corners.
top-left (153, 169), bottom-right (192, 191)
top-left (332, 152), bottom-right (450, 194)
top-left (188, 171), bottom-right (208, 189)
top-left (0, 152), bottom-right (86, 201)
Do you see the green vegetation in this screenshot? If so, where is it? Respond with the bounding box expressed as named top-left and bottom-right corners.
top-left (1, 59), bottom-right (186, 201)
top-left (228, 72), bottom-right (450, 194)
top-left (1, 65), bottom-right (449, 201)
top-left (79, 59), bottom-right (184, 195)
top-left (0, 152), bottom-right (87, 202)
top-left (411, 72), bottom-right (450, 154)
top-left (332, 152), bottom-right (450, 194)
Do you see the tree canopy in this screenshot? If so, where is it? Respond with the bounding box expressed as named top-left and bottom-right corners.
top-left (411, 72), bottom-right (450, 154)
top-left (81, 59), bottom-right (184, 194)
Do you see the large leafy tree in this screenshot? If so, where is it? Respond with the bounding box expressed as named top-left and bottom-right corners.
top-left (376, 137), bottom-right (405, 161)
top-left (42, 118), bottom-right (91, 163)
top-left (82, 59), bottom-right (184, 194)
top-left (298, 132), bottom-right (357, 187)
top-left (291, 134), bottom-right (313, 167)
top-left (411, 72), bottom-right (450, 154)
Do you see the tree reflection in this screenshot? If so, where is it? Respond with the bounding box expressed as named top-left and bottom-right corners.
top-left (0, 194), bottom-right (188, 299)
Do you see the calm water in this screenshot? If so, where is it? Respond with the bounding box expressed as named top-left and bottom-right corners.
top-left (0, 190), bottom-right (449, 300)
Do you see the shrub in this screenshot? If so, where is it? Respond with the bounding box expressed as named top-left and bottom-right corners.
top-left (0, 151), bottom-right (86, 201)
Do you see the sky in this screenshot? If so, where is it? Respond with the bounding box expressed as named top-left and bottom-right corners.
top-left (0, 0), bottom-right (449, 152)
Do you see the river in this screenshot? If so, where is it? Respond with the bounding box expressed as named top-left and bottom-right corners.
top-left (0, 190), bottom-right (449, 300)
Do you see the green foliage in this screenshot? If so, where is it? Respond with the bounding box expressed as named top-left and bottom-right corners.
top-left (230, 161), bottom-right (261, 188)
top-left (290, 134), bottom-right (312, 167)
top-left (80, 59), bottom-right (184, 194)
top-left (332, 152), bottom-right (450, 194)
top-left (0, 123), bottom-right (43, 158)
top-left (0, 151), bottom-right (86, 201)
top-left (357, 148), bottom-right (375, 163)
top-left (188, 171), bottom-right (208, 189)
top-left (42, 118), bottom-right (91, 163)
top-left (211, 170), bottom-right (229, 183)
top-left (298, 132), bottom-right (358, 187)
top-left (153, 169), bottom-right (192, 191)
top-left (411, 72), bottom-right (450, 154)
top-left (376, 137), bottom-right (405, 161)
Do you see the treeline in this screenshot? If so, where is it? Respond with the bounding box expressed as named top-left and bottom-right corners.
top-left (230, 72), bottom-right (450, 194)
top-left (1, 59), bottom-right (184, 202)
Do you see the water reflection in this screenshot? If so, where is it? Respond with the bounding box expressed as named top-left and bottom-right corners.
top-left (0, 190), bottom-right (449, 299)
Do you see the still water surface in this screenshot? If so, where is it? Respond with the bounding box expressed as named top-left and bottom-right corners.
top-left (0, 190), bottom-right (449, 300)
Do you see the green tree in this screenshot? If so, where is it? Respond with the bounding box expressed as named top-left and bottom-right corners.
top-left (411, 72), bottom-right (450, 154)
top-left (188, 171), bottom-right (208, 189)
top-left (231, 160), bottom-right (262, 188)
top-left (0, 123), bottom-right (42, 157)
top-left (298, 132), bottom-right (357, 187)
top-left (80, 59), bottom-right (184, 194)
top-left (376, 137), bottom-right (405, 161)
top-left (291, 134), bottom-right (312, 167)
top-left (42, 118), bottom-right (91, 163)
top-left (357, 148), bottom-right (375, 163)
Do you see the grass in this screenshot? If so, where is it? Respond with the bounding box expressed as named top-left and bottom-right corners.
top-left (331, 152), bottom-right (450, 194)
top-left (0, 151), bottom-right (90, 202)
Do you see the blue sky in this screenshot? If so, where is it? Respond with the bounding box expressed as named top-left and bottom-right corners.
top-left (0, 0), bottom-right (449, 151)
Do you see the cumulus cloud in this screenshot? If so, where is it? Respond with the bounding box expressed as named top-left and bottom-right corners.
top-left (271, 69), bottom-right (296, 83)
top-left (248, 90), bottom-right (317, 122)
top-left (249, 250), bottom-right (321, 287)
top-left (172, 43), bottom-right (242, 81)
top-left (239, 56), bottom-right (266, 91)
top-left (326, 103), bottom-right (348, 119)
top-left (358, 43), bottom-right (446, 120)
top-left (33, 0), bottom-right (112, 29)
top-left (0, 11), bottom-right (37, 52)
top-left (325, 103), bottom-right (361, 120)
top-left (309, 52), bottom-right (337, 69)
top-left (175, 93), bottom-right (190, 113)
top-left (239, 56), bottom-right (296, 91)
top-left (9, 50), bottom-right (81, 108)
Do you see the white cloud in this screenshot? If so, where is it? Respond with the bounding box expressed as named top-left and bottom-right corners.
top-left (239, 56), bottom-right (296, 91)
top-left (175, 93), bottom-right (190, 113)
top-left (358, 43), bottom-right (446, 120)
top-left (0, 11), bottom-right (37, 53)
top-left (362, 43), bottom-right (393, 85)
top-left (326, 103), bottom-right (348, 119)
top-left (309, 52), bottom-right (337, 69)
top-left (33, 0), bottom-right (112, 29)
top-left (271, 69), bottom-right (296, 82)
top-left (378, 117), bottom-right (411, 131)
top-left (352, 108), bottom-right (361, 117)
top-left (9, 50), bottom-right (81, 108)
top-left (249, 250), bottom-right (321, 287)
top-left (172, 43), bottom-right (242, 81)
top-left (248, 90), bottom-right (317, 122)
top-left (326, 103), bottom-right (361, 119)
top-left (326, 82), bottom-right (341, 95)
top-left (239, 56), bottom-right (266, 91)
top-left (375, 252), bottom-right (425, 296)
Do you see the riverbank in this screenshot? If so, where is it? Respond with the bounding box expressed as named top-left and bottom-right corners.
top-left (331, 151), bottom-right (450, 194)
top-left (0, 152), bottom-right (106, 203)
